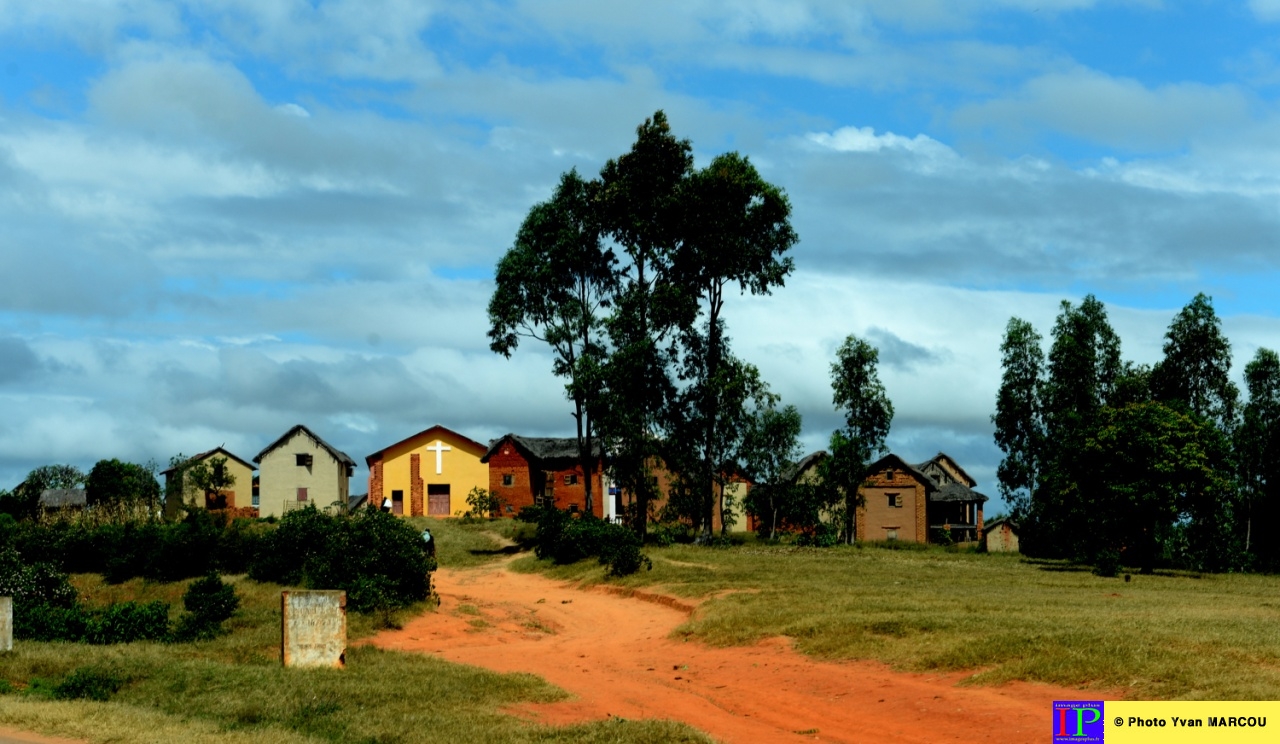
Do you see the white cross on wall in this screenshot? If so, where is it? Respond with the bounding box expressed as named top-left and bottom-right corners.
top-left (426, 441), bottom-right (451, 474)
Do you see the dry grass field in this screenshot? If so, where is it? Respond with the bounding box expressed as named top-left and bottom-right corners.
top-left (0, 529), bottom-right (707, 744)
top-left (515, 537), bottom-right (1280, 701)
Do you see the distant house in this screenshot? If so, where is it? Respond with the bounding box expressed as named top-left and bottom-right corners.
top-left (366, 424), bottom-right (489, 517)
top-left (857, 453), bottom-right (988, 544)
top-left (39, 488), bottom-right (86, 512)
top-left (984, 517), bottom-right (1019, 553)
top-left (255, 425), bottom-right (355, 518)
top-left (160, 447), bottom-right (256, 518)
top-left (482, 434), bottom-right (605, 518)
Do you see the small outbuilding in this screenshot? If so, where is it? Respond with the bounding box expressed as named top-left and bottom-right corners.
top-left (983, 517), bottom-right (1019, 553)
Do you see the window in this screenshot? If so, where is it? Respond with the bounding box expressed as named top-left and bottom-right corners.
top-left (296, 487), bottom-right (308, 502)
top-left (886, 529), bottom-right (898, 541)
top-left (884, 468), bottom-right (895, 480)
top-left (252, 494), bottom-right (259, 507)
top-left (502, 474), bottom-right (514, 487)
top-left (569, 503), bottom-right (579, 514)
top-left (213, 462), bottom-right (224, 481)
top-left (564, 474), bottom-right (578, 485)
top-left (295, 453), bottom-right (313, 467)
top-left (886, 492), bottom-right (901, 508)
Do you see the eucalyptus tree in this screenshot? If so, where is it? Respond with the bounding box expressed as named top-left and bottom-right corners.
top-left (991, 317), bottom-right (1044, 522)
top-left (740, 402), bottom-right (804, 540)
top-left (1151, 293), bottom-right (1239, 432)
top-left (488, 169), bottom-right (617, 515)
top-left (1030, 295), bottom-right (1122, 557)
top-left (672, 152), bottom-right (797, 539)
top-left (1149, 294), bottom-right (1242, 569)
top-left (665, 329), bottom-right (772, 536)
top-left (826, 334), bottom-right (894, 544)
top-left (594, 112), bottom-right (694, 538)
top-left (1238, 348), bottom-right (1280, 565)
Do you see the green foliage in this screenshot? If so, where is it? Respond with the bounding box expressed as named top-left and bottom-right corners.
top-left (249, 505), bottom-right (435, 613)
top-left (83, 601), bottom-right (171, 644)
top-left (85, 459), bottom-right (161, 521)
top-left (992, 317), bottom-right (1044, 521)
top-left (1239, 348), bottom-right (1280, 569)
top-left (172, 573), bottom-right (240, 641)
top-left (740, 403), bottom-right (804, 539)
top-left (825, 334), bottom-right (893, 543)
top-left (460, 486), bottom-right (504, 520)
top-left (53, 667), bottom-right (127, 702)
top-left (529, 507), bottom-right (652, 576)
top-left (0, 464), bottom-right (85, 521)
top-left (165, 453), bottom-right (237, 515)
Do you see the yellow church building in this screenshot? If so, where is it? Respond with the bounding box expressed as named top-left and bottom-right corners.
top-left (366, 424), bottom-right (489, 516)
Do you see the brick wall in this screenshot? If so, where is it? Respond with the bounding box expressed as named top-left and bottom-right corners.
top-left (410, 453), bottom-right (424, 517)
top-left (486, 441), bottom-right (606, 518)
top-left (368, 457), bottom-right (384, 507)
top-left (857, 468), bottom-right (929, 544)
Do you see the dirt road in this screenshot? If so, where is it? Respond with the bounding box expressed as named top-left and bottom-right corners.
top-left (370, 561), bottom-right (1094, 743)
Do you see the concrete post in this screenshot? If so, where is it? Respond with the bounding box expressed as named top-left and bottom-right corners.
top-left (281, 590), bottom-right (346, 668)
top-left (0, 597), bottom-right (12, 652)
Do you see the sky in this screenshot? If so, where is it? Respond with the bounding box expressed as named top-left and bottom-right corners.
top-left (4, 1), bottom-right (1280, 514)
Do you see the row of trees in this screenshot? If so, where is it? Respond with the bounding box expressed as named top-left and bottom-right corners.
top-left (0, 452), bottom-right (236, 524)
top-left (993, 292), bottom-right (1280, 572)
top-left (489, 111), bottom-right (899, 544)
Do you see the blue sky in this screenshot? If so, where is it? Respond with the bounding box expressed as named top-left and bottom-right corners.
top-left (4, 1), bottom-right (1280, 514)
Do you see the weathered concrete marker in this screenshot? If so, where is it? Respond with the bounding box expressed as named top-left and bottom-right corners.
top-left (281, 590), bottom-right (346, 668)
top-left (0, 596), bottom-right (12, 652)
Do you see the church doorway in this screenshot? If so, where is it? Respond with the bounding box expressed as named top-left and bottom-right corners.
top-left (427, 484), bottom-right (450, 516)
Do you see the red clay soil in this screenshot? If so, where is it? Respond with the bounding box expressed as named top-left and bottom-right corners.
top-left (369, 561), bottom-right (1099, 744)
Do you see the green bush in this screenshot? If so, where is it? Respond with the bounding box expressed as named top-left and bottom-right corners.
top-left (53, 667), bottom-right (125, 702)
top-left (83, 601), bottom-right (171, 644)
top-left (1093, 549), bottom-right (1122, 578)
top-left (249, 506), bottom-right (434, 613)
top-left (172, 573), bottom-right (239, 641)
top-left (528, 508), bottom-right (651, 577)
top-left (796, 522), bottom-right (840, 547)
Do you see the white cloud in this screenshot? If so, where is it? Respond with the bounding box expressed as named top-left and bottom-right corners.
top-left (1250, 0), bottom-right (1280, 22)
top-left (805, 126), bottom-right (955, 159)
top-left (953, 68), bottom-right (1255, 151)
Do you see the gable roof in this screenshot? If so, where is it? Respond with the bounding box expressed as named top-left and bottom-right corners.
top-left (779, 450), bottom-right (828, 485)
top-left (915, 452), bottom-right (978, 487)
top-left (866, 453), bottom-right (938, 490)
top-left (160, 446), bottom-right (256, 476)
top-left (481, 433), bottom-right (604, 464)
top-left (366, 424), bottom-right (488, 465)
top-left (40, 488), bottom-right (86, 509)
top-left (254, 424), bottom-right (356, 467)
top-left (985, 516), bottom-right (1018, 531)
top-left (866, 453), bottom-right (988, 503)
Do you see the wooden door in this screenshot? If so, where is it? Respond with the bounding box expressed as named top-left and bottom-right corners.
top-left (427, 484), bottom-right (450, 515)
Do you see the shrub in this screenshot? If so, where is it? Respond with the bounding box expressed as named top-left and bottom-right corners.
top-left (53, 667), bottom-right (125, 702)
top-left (83, 601), bottom-right (171, 644)
top-left (796, 522), bottom-right (840, 547)
top-left (172, 573), bottom-right (239, 641)
top-left (249, 506), bottom-right (434, 613)
top-left (530, 508), bottom-right (651, 577)
top-left (17, 604), bottom-right (88, 642)
top-left (1093, 549), bottom-right (1122, 578)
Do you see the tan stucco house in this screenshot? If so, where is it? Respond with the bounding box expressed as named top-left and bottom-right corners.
top-left (254, 425), bottom-right (355, 519)
top-left (161, 447), bottom-right (257, 518)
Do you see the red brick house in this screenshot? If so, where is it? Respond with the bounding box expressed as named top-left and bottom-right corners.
top-left (856, 452), bottom-right (988, 544)
top-left (482, 434), bottom-right (606, 517)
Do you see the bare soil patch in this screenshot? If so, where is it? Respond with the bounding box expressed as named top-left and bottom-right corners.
top-left (369, 561), bottom-right (1096, 743)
